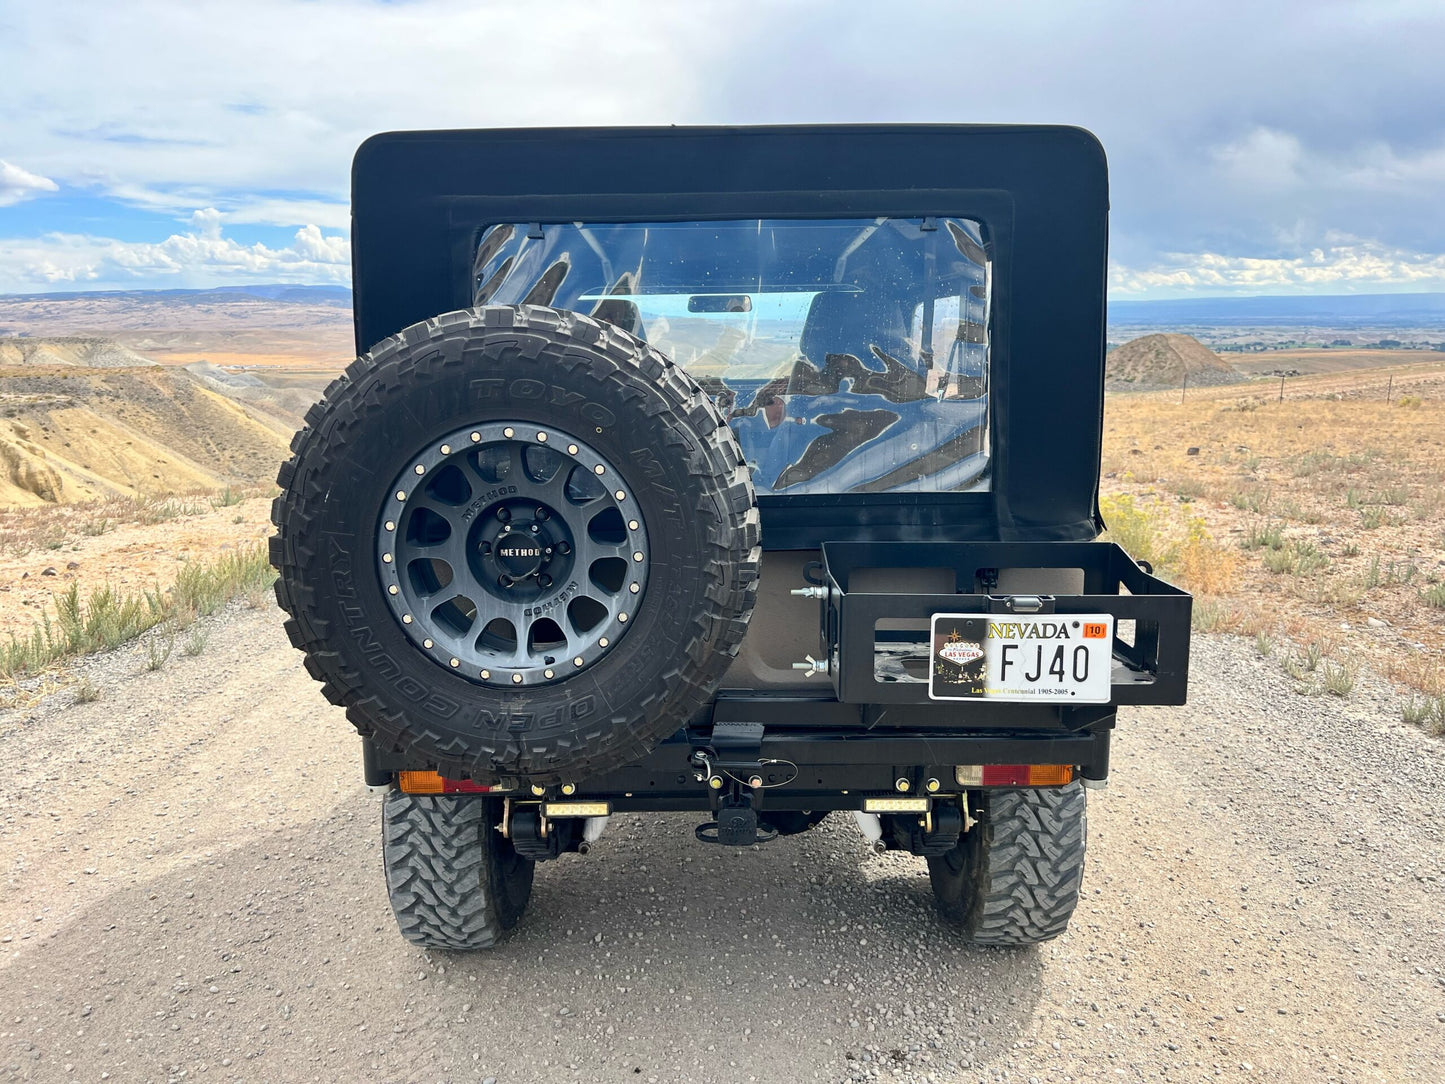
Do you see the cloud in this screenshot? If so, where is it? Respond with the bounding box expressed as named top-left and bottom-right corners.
top-left (2, 0), bottom-right (1445, 294)
top-left (1110, 242), bottom-right (1445, 295)
top-left (0, 161), bottom-right (59, 207)
top-left (0, 0), bottom-right (725, 212)
top-left (1212, 128), bottom-right (1305, 192)
top-left (0, 212), bottom-right (350, 293)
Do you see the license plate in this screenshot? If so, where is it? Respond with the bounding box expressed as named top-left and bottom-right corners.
top-left (928, 613), bottom-right (1114, 703)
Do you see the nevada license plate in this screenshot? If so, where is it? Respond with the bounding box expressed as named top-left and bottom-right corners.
top-left (928, 613), bottom-right (1114, 703)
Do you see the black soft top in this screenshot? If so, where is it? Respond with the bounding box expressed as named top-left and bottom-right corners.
top-left (351, 125), bottom-right (1108, 547)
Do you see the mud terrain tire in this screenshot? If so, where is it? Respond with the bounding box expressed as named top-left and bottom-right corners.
top-left (927, 783), bottom-right (1086, 945)
top-left (383, 792), bottom-right (533, 950)
top-left (271, 305), bottom-right (759, 785)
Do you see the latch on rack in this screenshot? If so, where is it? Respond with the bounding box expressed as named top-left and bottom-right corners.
top-left (987, 594), bottom-right (1057, 614)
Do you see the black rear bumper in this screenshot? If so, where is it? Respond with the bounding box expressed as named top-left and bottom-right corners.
top-left (364, 698), bottom-right (1113, 813)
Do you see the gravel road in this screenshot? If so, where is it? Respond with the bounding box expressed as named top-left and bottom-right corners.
top-left (2, 606), bottom-right (1442, 1084)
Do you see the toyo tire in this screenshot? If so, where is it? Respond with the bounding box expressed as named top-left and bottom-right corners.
top-left (383, 792), bottom-right (533, 950)
top-left (927, 783), bottom-right (1087, 946)
top-left (271, 305), bottom-right (759, 785)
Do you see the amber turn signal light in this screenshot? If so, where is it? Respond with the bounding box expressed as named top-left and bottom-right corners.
top-left (954, 764), bottom-right (1074, 787)
top-left (397, 771), bottom-right (492, 795)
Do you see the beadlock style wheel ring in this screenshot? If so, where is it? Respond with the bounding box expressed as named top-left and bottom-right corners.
top-left (377, 421), bottom-right (649, 686)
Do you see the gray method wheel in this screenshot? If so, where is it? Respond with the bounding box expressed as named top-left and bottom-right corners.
top-left (271, 305), bottom-right (759, 784)
top-left (382, 792), bottom-right (533, 950)
top-left (927, 783), bottom-right (1086, 945)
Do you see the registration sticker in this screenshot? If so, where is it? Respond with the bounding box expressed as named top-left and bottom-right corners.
top-left (928, 613), bottom-right (1115, 703)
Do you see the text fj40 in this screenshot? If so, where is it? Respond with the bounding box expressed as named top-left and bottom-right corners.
top-left (271, 125), bottom-right (1192, 949)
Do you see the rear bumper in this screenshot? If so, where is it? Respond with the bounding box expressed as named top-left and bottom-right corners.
top-left (365, 709), bottom-right (1113, 813)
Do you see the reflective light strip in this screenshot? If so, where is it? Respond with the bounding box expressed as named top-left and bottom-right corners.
top-left (542, 801), bottom-right (611, 818)
top-left (954, 764), bottom-right (1074, 787)
top-left (397, 771), bottom-right (492, 795)
top-left (862, 797), bottom-right (929, 813)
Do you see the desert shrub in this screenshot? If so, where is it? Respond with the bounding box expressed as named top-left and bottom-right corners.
top-left (1177, 516), bottom-right (1237, 596)
top-left (1402, 694), bottom-right (1445, 735)
top-left (1242, 520), bottom-right (1284, 551)
top-left (183, 627), bottom-right (210, 657)
top-left (1230, 486), bottom-right (1272, 514)
top-left (1322, 660), bottom-right (1356, 697)
top-left (0, 543), bottom-right (274, 679)
top-left (1262, 539), bottom-right (1330, 576)
top-left (1099, 494), bottom-right (1178, 571)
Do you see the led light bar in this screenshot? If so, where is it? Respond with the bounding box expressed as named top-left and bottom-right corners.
top-left (541, 801), bottom-right (612, 818)
top-left (397, 770), bottom-right (493, 795)
top-left (863, 797), bottom-right (930, 813)
top-left (954, 764), bottom-right (1074, 787)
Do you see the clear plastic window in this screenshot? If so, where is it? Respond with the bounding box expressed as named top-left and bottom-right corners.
top-left (474, 218), bottom-right (990, 495)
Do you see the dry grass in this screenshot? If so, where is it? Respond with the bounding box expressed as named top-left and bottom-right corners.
top-left (1, 542), bottom-right (273, 680)
top-left (1104, 371), bottom-right (1445, 703)
top-left (0, 485), bottom-right (274, 557)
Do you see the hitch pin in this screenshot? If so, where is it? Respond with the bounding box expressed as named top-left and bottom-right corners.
top-left (691, 751), bottom-right (724, 790)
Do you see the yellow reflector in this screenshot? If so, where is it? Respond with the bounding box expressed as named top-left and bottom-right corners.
top-left (863, 797), bottom-right (929, 813)
top-left (541, 801), bottom-right (611, 818)
top-left (398, 770), bottom-right (445, 795)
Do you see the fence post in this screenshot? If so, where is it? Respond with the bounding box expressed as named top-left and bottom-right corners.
top-left (1386, 374), bottom-right (1393, 403)
top-left (1181, 371), bottom-right (1188, 404)
top-left (1279, 375), bottom-right (1285, 403)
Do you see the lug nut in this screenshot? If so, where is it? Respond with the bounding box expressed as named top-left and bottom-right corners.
top-left (537, 574), bottom-right (553, 589)
top-left (557, 541), bottom-right (571, 555)
top-left (479, 541), bottom-right (492, 555)
top-left (499, 575), bottom-right (514, 588)
top-left (496, 506), bottom-right (511, 522)
top-left (535, 507), bottom-right (549, 521)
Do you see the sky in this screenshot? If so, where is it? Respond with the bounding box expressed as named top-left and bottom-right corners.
top-left (1, 0), bottom-right (1442, 299)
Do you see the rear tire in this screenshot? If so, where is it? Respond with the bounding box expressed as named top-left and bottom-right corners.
top-left (383, 792), bottom-right (534, 950)
top-left (927, 783), bottom-right (1086, 945)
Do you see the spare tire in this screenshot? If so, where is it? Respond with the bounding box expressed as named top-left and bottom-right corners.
top-left (271, 305), bottom-right (759, 785)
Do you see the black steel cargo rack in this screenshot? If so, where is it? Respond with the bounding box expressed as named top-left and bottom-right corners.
top-left (816, 541), bottom-right (1191, 706)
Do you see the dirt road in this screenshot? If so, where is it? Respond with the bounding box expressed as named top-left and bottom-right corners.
top-left (2, 607), bottom-right (1441, 1083)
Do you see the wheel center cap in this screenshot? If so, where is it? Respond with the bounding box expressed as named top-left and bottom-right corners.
top-left (496, 538), bottom-right (546, 577)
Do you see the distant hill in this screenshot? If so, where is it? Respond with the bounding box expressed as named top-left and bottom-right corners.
top-left (1106, 333), bottom-right (1242, 388)
top-left (0, 284), bottom-right (352, 306)
top-left (0, 336), bottom-right (156, 369)
top-left (1110, 292), bottom-right (1445, 328)
top-left (0, 365), bottom-right (301, 506)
